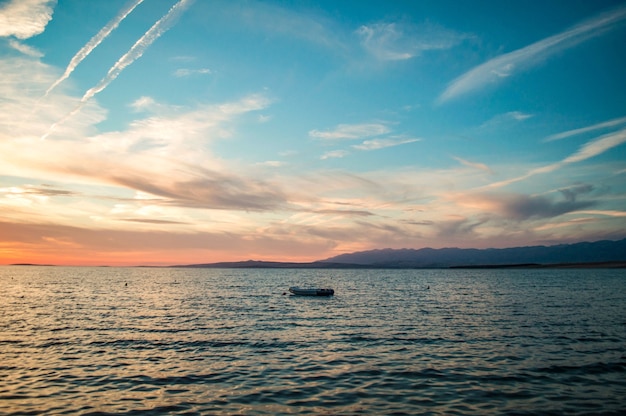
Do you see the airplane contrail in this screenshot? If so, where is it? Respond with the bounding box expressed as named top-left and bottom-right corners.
top-left (79, 0), bottom-right (193, 104)
top-left (44, 0), bottom-right (146, 97)
top-left (41, 0), bottom-right (194, 140)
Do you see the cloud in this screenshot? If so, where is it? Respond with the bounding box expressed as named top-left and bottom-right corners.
top-left (310, 123), bottom-right (390, 140)
top-left (482, 111), bottom-right (533, 127)
top-left (111, 169), bottom-right (288, 212)
top-left (121, 218), bottom-right (189, 225)
top-left (0, 0), bottom-right (56, 39)
top-left (129, 96), bottom-right (161, 113)
top-left (544, 115), bottom-right (626, 142)
top-left (314, 209), bottom-right (374, 217)
top-left (495, 193), bottom-right (596, 220)
top-left (41, 0), bottom-right (194, 140)
top-left (486, 127), bottom-right (626, 189)
top-left (2, 89), bottom-right (278, 213)
top-left (0, 56), bottom-right (107, 142)
top-left (352, 136), bottom-right (420, 151)
top-left (232, 1), bottom-right (343, 51)
top-left (563, 127), bottom-right (626, 164)
top-left (0, 184), bottom-right (76, 198)
top-left (453, 156), bottom-right (493, 174)
top-left (453, 190), bottom-right (598, 221)
top-left (173, 67), bottom-right (212, 77)
top-left (321, 150), bottom-right (350, 160)
top-left (577, 210), bottom-right (626, 218)
top-left (435, 216), bottom-right (485, 239)
top-left (257, 160), bottom-right (286, 167)
top-left (357, 21), bottom-right (467, 61)
top-left (45, 0), bottom-right (146, 96)
top-left (8, 39), bottom-right (43, 57)
top-left (559, 183), bottom-right (594, 202)
top-left (437, 5), bottom-right (626, 104)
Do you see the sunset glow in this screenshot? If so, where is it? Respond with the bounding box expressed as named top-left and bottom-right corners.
top-left (1, 0), bottom-right (625, 266)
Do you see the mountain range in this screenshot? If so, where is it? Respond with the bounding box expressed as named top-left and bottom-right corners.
top-left (177, 238), bottom-right (626, 268)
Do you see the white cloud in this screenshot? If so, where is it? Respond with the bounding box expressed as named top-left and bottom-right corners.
top-left (438, 5), bottom-right (626, 104)
top-left (508, 111), bottom-right (533, 121)
top-left (257, 161), bottom-right (286, 167)
top-left (129, 96), bottom-right (160, 112)
top-left (562, 127), bottom-right (626, 164)
top-left (173, 68), bottom-right (212, 77)
top-left (352, 137), bottom-right (420, 151)
top-left (453, 156), bottom-right (494, 174)
top-left (486, 127), bottom-right (626, 189)
top-left (0, 0), bottom-right (56, 39)
top-left (544, 115), bottom-right (626, 142)
top-left (321, 150), bottom-right (349, 159)
top-left (233, 1), bottom-right (342, 51)
top-left (310, 123), bottom-right (389, 140)
top-left (1, 90), bottom-right (276, 212)
top-left (8, 39), bottom-right (43, 57)
top-left (480, 111), bottom-right (533, 128)
top-left (0, 57), bottom-right (106, 142)
top-left (357, 21), bottom-right (467, 61)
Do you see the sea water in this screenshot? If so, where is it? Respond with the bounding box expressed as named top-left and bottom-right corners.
top-left (1, 266), bottom-right (625, 415)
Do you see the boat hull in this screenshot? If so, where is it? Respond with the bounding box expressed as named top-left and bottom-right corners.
top-left (289, 287), bottom-right (334, 296)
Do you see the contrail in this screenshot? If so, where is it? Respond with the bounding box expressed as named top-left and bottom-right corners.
top-left (41, 0), bottom-right (194, 140)
top-left (44, 0), bottom-right (146, 97)
top-left (80, 0), bottom-right (193, 104)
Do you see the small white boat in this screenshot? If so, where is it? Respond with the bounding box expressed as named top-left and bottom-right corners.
top-left (289, 287), bottom-right (334, 296)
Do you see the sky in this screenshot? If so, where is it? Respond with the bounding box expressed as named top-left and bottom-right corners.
top-left (1, 0), bottom-right (626, 266)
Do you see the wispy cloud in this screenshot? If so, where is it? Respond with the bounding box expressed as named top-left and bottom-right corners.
top-left (562, 127), bottom-right (626, 164)
top-left (0, 0), bottom-right (56, 39)
top-left (437, 5), bottom-right (626, 104)
top-left (45, 0), bottom-right (145, 96)
top-left (487, 127), bottom-right (626, 188)
top-left (173, 67), bottom-right (212, 77)
top-left (320, 150), bottom-right (350, 160)
top-left (577, 210), bottom-right (626, 218)
top-left (3, 92), bottom-right (276, 211)
top-left (232, 1), bottom-right (343, 51)
top-left (41, 0), bottom-right (194, 140)
top-left (0, 184), bottom-right (76, 198)
top-left (256, 161), bottom-right (286, 168)
top-left (352, 136), bottom-right (420, 151)
top-left (129, 96), bottom-right (162, 113)
top-left (357, 21), bottom-right (467, 61)
top-left (8, 39), bottom-right (43, 57)
top-left (480, 111), bottom-right (533, 129)
top-left (544, 115), bottom-right (626, 142)
top-left (310, 123), bottom-right (389, 140)
top-left (453, 156), bottom-right (493, 174)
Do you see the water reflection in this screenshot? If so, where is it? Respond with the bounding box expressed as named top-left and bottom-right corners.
top-left (1, 267), bottom-right (625, 414)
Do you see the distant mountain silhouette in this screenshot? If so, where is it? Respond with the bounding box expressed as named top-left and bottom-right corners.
top-left (174, 238), bottom-right (626, 269)
top-left (320, 238), bottom-right (626, 268)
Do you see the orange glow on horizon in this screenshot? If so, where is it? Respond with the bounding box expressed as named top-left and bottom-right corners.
top-left (0, 245), bottom-right (325, 267)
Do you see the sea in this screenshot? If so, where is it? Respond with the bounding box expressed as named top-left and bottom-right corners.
top-left (1, 266), bottom-right (625, 415)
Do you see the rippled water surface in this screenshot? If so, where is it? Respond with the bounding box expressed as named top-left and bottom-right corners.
top-left (1, 266), bottom-right (625, 415)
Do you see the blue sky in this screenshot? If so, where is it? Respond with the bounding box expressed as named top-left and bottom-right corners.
top-left (1, 0), bottom-right (625, 265)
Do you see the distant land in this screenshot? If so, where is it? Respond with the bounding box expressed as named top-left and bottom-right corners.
top-left (174, 238), bottom-right (626, 269)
